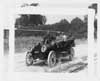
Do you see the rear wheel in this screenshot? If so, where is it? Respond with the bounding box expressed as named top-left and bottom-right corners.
top-left (47, 51), bottom-right (57, 67)
top-left (69, 48), bottom-right (74, 61)
top-left (26, 52), bottom-right (33, 66)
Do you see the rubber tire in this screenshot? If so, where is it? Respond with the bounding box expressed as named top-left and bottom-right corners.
top-left (47, 51), bottom-right (57, 68)
top-left (69, 48), bottom-right (74, 61)
top-left (26, 52), bottom-right (33, 66)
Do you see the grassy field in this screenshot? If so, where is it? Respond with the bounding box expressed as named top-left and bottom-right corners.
top-left (15, 36), bottom-right (42, 53)
top-left (4, 35), bottom-right (87, 53)
top-left (15, 36), bottom-right (87, 53)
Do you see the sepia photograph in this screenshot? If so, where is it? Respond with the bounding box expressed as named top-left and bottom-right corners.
top-left (13, 2), bottom-right (89, 73)
top-left (14, 14), bottom-right (88, 73)
top-left (1, 0), bottom-right (99, 81)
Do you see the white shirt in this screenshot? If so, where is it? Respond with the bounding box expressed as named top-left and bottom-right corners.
top-left (62, 35), bottom-right (67, 41)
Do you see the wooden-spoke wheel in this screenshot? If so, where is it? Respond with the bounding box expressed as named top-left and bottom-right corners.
top-left (47, 51), bottom-right (57, 67)
top-left (26, 52), bottom-right (33, 66)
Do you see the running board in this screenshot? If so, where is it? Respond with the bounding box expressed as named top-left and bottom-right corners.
top-left (33, 59), bottom-right (45, 64)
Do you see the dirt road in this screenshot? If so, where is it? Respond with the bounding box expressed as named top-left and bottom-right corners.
top-left (14, 40), bottom-right (88, 73)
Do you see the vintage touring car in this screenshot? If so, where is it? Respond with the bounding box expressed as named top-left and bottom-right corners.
top-left (26, 32), bottom-right (75, 67)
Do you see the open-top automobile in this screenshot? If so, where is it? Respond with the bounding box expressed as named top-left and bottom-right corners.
top-left (26, 32), bottom-right (75, 67)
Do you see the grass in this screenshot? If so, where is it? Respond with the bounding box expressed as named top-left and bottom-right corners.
top-left (15, 36), bottom-right (42, 53)
top-left (4, 35), bottom-right (87, 53)
top-left (15, 36), bottom-right (87, 53)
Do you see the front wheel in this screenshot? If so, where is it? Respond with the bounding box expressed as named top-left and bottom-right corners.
top-left (26, 52), bottom-right (33, 66)
top-left (69, 48), bottom-right (74, 61)
top-left (47, 51), bottom-right (57, 67)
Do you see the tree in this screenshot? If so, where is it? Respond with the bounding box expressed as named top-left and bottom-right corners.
top-left (52, 19), bottom-right (70, 32)
top-left (83, 15), bottom-right (88, 32)
top-left (15, 15), bottom-right (47, 29)
top-left (84, 15), bottom-right (88, 23)
top-left (59, 19), bottom-right (69, 24)
top-left (70, 17), bottom-right (87, 38)
top-left (28, 15), bottom-right (46, 26)
top-left (70, 17), bottom-right (84, 31)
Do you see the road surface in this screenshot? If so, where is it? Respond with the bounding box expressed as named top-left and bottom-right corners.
top-left (14, 40), bottom-right (88, 73)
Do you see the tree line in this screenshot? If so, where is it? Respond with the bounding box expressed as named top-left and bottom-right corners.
top-left (13, 3), bottom-right (97, 39)
top-left (15, 15), bottom-right (88, 39)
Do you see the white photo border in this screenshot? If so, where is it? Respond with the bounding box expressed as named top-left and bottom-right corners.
top-left (6, 2), bottom-right (100, 81)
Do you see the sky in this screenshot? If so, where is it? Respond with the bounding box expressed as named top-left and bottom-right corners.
top-left (0, 0), bottom-right (97, 28)
top-left (45, 15), bottom-right (85, 24)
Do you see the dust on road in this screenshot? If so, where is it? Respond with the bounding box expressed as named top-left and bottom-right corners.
top-left (14, 40), bottom-right (88, 73)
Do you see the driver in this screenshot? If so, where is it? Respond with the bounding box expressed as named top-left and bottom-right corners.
top-left (43, 32), bottom-right (56, 44)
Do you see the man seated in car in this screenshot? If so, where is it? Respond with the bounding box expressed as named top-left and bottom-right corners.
top-left (57, 32), bottom-right (67, 42)
top-left (43, 31), bottom-right (56, 45)
top-left (61, 32), bottom-right (67, 41)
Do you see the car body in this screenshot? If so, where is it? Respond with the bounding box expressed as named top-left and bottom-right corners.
top-left (26, 32), bottom-right (75, 67)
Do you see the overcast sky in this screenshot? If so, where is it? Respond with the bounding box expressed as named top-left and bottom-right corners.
top-left (45, 15), bottom-right (85, 24)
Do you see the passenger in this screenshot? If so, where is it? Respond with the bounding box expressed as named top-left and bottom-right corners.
top-left (62, 34), bottom-right (67, 41)
top-left (59, 32), bottom-right (67, 41)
